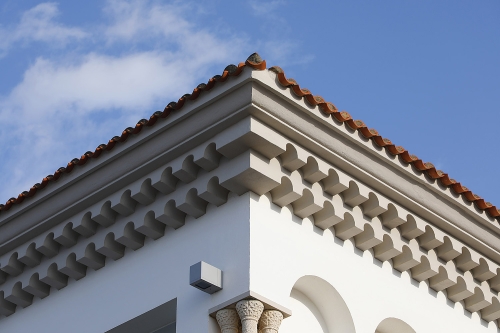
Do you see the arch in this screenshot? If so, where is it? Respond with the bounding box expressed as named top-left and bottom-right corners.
top-left (375, 318), bottom-right (416, 333)
top-left (280, 275), bottom-right (356, 333)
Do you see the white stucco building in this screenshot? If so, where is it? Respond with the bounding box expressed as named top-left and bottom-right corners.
top-left (0, 53), bottom-right (499, 333)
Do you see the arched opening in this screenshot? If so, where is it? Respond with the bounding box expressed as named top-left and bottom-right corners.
top-left (280, 275), bottom-right (356, 333)
top-left (375, 318), bottom-right (416, 333)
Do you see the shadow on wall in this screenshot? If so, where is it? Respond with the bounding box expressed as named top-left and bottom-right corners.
top-left (280, 275), bottom-right (356, 333)
top-left (375, 318), bottom-right (416, 333)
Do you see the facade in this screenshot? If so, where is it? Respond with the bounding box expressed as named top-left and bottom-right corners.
top-left (0, 53), bottom-right (499, 333)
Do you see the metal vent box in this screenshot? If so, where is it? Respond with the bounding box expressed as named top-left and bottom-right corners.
top-left (189, 261), bottom-right (222, 294)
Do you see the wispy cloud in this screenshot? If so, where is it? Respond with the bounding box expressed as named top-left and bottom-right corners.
top-left (0, 3), bottom-right (87, 56)
top-left (0, 0), bottom-right (245, 202)
top-left (4, 52), bottom-right (189, 118)
top-left (103, 0), bottom-right (191, 42)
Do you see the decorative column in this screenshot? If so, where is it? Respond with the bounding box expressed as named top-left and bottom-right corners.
top-left (236, 300), bottom-right (264, 333)
top-left (216, 309), bottom-right (240, 333)
top-left (258, 310), bottom-right (283, 333)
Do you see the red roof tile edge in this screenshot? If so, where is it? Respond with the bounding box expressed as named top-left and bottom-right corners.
top-left (1, 53), bottom-right (498, 220)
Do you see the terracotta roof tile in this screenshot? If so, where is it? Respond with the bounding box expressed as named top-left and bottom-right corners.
top-left (1, 53), bottom-right (499, 220)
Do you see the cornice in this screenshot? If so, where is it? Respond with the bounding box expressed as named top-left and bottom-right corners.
top-left (0, 70), bottom-right (256, 254)
top-left (254, 66), bottom-right (499, 221)
top-left (248, 70), bottom-right (500, 256)
top-left (4, 53), bottom-right (496, 247)
top-left (0, 118), bottom-right (499, 325)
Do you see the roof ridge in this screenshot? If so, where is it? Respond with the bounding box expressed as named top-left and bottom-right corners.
top-left (1, 53), bottom-right (498, 220)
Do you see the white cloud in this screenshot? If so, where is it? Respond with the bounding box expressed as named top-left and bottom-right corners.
top-left (0, 3), bottom-right (87, 55)
top-left (102, 0), bottom-right (240, 63)
top-left (103, 0), bottom-right (191, 42)
top-left (0, 1), bottom-right (246, 202)
top-left (6, 52), bottom-right (195, 118)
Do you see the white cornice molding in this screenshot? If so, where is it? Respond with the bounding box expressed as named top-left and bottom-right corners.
top-left (0, 71), bottom-right (256, 254)
top-left (249, 69), bottom-right (498, 233)
top-left (0, 118), bottom-right (499, 324)
top-left (248, 70), bottom-right (500, 258)
top-left (1, 67), bottom-right (500, 325)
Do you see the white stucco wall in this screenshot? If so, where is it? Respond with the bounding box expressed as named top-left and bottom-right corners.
top-left (249, 192), bottom-right (499, 333)
top-left (1, 192), bottom-right (497, 333)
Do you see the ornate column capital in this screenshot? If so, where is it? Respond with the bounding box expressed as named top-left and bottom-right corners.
top-left (236, 300), bottom-right (264, 333)
top-left (258, 310), bottom-right (283, 333)
top-left (216, 309), bottom-right (240, 333)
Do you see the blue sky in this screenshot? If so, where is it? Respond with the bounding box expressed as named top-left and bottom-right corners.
top-left (0, 1), bottom-right (499, 208)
